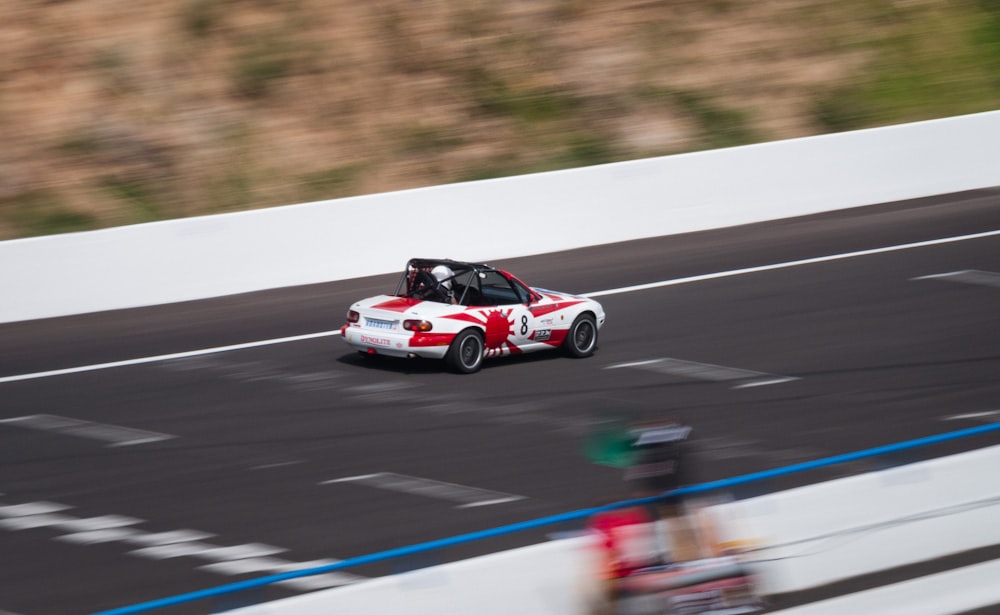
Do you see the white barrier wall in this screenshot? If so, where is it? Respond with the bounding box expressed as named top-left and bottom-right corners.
top-left (2, 111), bottom-right (999, 323)
top-left (230, 538), bottom-right (603, 615)
top-left (230, 444), bottom-right (1000, 615)
top-left (729, 444), bottom-right (1000, 595)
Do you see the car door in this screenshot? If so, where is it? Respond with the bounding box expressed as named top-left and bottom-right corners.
top-left (504, 273), bottom-right (540, 350)
top-left (476, 270), bottom-right (535, 355)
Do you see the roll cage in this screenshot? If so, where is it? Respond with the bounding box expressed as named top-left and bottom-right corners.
top-left (394, 258), bottom-right (541, 306)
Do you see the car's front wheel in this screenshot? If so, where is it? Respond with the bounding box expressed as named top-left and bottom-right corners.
top-left (446, 329), bottom-right (484, 373)
top-left (564, 313), bottom-right (598, 358)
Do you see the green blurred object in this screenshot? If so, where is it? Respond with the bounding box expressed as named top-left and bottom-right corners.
top-left (584, 419), bottom-right (638, 469)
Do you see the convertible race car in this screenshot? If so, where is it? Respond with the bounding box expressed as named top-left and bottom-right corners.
top-left (340, 258), bottom-right (606, 373)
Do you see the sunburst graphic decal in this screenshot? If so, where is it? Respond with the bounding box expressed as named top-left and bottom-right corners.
top-left (482, 309), bottom-right (515, 356)
top-left (444, 308), bottom-right (520, 357)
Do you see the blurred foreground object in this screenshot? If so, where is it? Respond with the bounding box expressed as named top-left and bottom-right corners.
top-left (587, 501), bottom-right (763, 614)
top-left (623, 421), bottom-right (693, 497)
top-left (586, 420), bottom-right (763, 614)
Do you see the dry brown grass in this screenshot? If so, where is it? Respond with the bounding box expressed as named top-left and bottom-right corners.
top-left (1, 0), bottom-right (989, 239)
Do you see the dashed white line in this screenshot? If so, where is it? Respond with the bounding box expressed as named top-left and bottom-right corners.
top-left (0, 414), bottom-right (174, 447)
top-left (459, 497), bottom-right (525, 509)
top-left (943, 410), bottom-right (1000, 422)
top-left (128, 542), bottom-right (225, 560)
top-left (733, 377), bottom-right (799, 389)
top-left (606, 359), bottom-right (667, 370)
top-left (607, 357), bottom-right (798, 389)
top-left (198, 556), bottom-right (293, 575)
top-left (57, 515), bottom-right (142, 532)
top-left (129, 542), bottom-right (286, 561)
top-left (913, 269), bottom-right (1000, 288)
top-left (58, 528), bottom-right (141, 544)
top-left (0, 513), bottom-right (76, 531)
top-left (321, 472), bottom-right (526, 508)
top-left (2, 229), bottom-right (998, 385)
top-left (249, 460), bottom-right (305, 471)
top-left (199, 557), bottom-right (362, 587)
top-left (124, 529), bottom-right (215, 546)
top-left (280, 573), bottom-right (363, 591)
top-left (0, 502), bottom-right (71, 517)
top-left (0, 497), bottom-right (362, 589)
top-left (259, 558), bottom-right (364, 589)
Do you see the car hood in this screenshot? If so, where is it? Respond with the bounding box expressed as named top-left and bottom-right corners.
top-left (532, 288), bottom-right (588, 303)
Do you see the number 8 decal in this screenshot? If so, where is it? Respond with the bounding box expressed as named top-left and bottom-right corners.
top-left (520, 315), bottom-right (529, 335)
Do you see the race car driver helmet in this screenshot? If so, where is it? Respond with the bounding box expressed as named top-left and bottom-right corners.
top-left (431, 265), bottom-right (454, 290)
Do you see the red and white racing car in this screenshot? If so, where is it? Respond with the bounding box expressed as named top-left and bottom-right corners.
top-left (341, 258), bottom-right (606, 373)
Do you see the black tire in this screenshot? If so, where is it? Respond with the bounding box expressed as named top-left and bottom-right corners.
top-left (564, 313), bottom-right (598, 358)
top-left (446, 329), bottom-right (484, 373)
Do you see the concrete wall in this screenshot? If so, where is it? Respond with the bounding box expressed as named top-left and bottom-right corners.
top-left (230, 444), bottom-right (1000, 615)
top-left (2, 111), bottom-right (999, 323)
top-left (228, 538), bottom-right (603, 615)
top-left (727, 444), bottom-right (1000, 595)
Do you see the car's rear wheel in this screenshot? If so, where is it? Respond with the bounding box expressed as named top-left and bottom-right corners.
top-left (446, 329), bottom-right (484, 374)
top-left (564, 313), bottom-right (598, 358)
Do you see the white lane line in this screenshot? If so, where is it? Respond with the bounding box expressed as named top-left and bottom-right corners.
top-left (57, 528), bottom-right (142, 544)
top-left (126, 542), bottom-right (211, 559)
top-left (943, 410), bottom-right (1000, 422)
top-left (198, 556), bottom-right (300, 575)
top-left (321, 472), bottom-right (526, 508)
top-left (129, 542), bottom-right (286, 561)
top-left (582, 229), bottom-right (1000, 298)
top-left (279, 573), bottom-right (361, 591)
top-left (0, 513), bottom-right (77, 530)
top-left (0, 330), bottom-right (339, 384)
top-left (607, 359), bottom-right (668, 369)
top-left (0, 502), bottom-right (71, 517)
top-left (272, 559), bottom-right (364, 589)
top-left (0, 497), bottom-right (363, 589)
top-left (0, 510), bottom-right (139, 533)
top-left (913, 269), bottom-right (1000, 288)
top-left (0, 505), bottom-right (214, 545)
top-left (0, 414), bottom-right (174, 447)
top-left (733, 377), bottom-right (799, 389)
top-left (460, 497), bottom-right (525, 509)
top-left (199, 557), bottom-right (362, 587)
top-left (124, 529), bottom-right (215, 546)
top-left (56, 515), bottom-right (142, 532)
top-left (3, 229), bottom-right (998, 384)
top-left (607, 357), bottom-right (797, 388)
top-left (249, 460), bottom-right (305, 471)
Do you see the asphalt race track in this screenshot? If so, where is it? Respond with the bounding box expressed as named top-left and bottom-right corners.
top-left (2, 189), bottom-right (999, 614)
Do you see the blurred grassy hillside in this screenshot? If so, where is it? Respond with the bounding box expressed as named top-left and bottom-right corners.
top-left (2, 0), bottom-right (998, 239)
